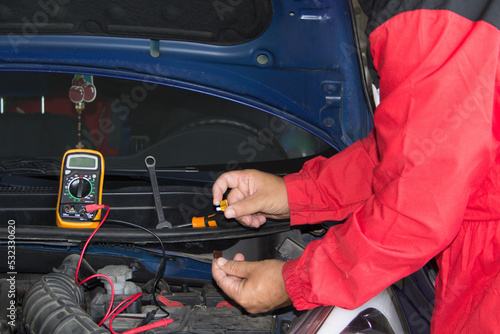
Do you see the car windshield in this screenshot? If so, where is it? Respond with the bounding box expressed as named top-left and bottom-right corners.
top-left (0, 71), bottom-right (331, 170)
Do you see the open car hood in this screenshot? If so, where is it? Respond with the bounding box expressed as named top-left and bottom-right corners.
top-left (0, 0), bottom-right (372, 151)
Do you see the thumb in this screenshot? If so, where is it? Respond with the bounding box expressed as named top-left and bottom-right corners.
top-left (224, 195), bottom-right (269, 228)
top-left (217, 257), bottom-right (253, 278)
top-left (224, 194), bottom-right (263, 219)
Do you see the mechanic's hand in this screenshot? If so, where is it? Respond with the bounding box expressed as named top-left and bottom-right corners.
top-left (212, 169), bottom-right (289, 228)
top-left (212, 253), bottom-right (292, 313)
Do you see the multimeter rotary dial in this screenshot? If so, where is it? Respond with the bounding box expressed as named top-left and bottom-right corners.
top-left (69, 177), bottom-right (92, 198)
top-left (65, 175), bottom-right (95, 200)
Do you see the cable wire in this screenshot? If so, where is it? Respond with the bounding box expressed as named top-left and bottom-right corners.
top-left (105, 219), bottom-right (170, 316)
top-left (76, 206), bottom-right (172, 331)
top-left (74, 205), bottom-right (115, 326)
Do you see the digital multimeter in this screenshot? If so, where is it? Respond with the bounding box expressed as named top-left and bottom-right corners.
top-left (56, 149), bottom-right (104, 228)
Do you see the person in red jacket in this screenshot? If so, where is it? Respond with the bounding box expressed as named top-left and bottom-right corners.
top-left (211, 1), bottom-right (500, 333)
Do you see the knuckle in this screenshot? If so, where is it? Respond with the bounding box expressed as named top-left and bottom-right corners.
top-left (226, 260), bottom-right (238, 272)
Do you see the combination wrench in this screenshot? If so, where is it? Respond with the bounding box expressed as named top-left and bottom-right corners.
top-left (145, 156), bottom-right (172, 229)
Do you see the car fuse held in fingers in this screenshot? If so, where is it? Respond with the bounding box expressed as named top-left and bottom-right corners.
top-left (215, 199), bottom-right (227, 212)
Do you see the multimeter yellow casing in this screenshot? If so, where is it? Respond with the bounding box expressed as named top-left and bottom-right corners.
top-left (56, 149), bottom-right (105, 228)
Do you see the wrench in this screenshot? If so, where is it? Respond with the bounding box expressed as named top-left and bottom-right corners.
top-left (145, 156), bottom-right (172, 229)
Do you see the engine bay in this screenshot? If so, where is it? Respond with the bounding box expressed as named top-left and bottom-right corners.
top-left (1, 174), bottom-right (319, 334)
top-left (1, 215), bottom-right (311, 334)
top-left (13, 254), bottom-right (282, 334)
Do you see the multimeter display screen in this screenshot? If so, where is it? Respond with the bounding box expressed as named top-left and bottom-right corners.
top-left (67, 155), bottom-right (98, 169)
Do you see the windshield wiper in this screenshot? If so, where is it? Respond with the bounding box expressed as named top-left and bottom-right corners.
top-left (0, 159), bottom-right (61, 175)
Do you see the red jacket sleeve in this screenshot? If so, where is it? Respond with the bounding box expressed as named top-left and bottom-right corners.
top-left (284, 131), bottom-right (377, 224)
top-left (282, 9), bottom-right (500, 309)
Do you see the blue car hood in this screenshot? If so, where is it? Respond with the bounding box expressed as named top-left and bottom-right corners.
top-left (0, 0), bottom-right (373, 151)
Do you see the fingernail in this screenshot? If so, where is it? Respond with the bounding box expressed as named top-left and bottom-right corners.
top-left (225, 207), bottom-right (236, 218)
top-left (217, 257), bottom-right (228, 266)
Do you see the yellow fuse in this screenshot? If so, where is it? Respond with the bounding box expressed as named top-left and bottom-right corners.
top-left (216, 199), bottom-right (227, 212)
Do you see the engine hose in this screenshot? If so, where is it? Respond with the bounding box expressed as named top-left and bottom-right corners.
top-left (22, 264), bottom-right (109, 334)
